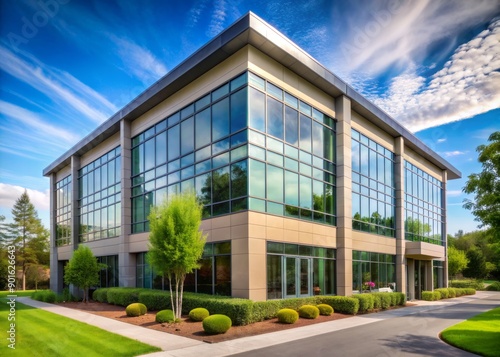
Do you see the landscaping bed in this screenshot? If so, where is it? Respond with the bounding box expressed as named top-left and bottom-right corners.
top-left (55, 300), bottom-right (353, 343)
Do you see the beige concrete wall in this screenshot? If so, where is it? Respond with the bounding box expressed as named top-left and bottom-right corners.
top-left (351, 231), bottom-right (397, 255)
top-left (80, 132), bottom-right (120, 168)
top-left (351, 110), bottom-right (395, 151)
top-left (404, 146), bottom-right (442, 180)
top-left (131, 47), bottom-right (250, 137)
top-left (55, 165), bottom-right (71, 182)
top-left (247, 45), bottom-right (335, 118)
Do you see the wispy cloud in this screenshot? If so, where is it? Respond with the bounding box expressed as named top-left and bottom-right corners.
top-left (437, 138), bottom-right (447, 143)
top-left (369, 17), bottom-right (500, 132)
top-left (442, 150), bottom-right (468, 158)
top-left (0, 183), bottom-right (50, 212)
top-left (207, 0), bottom-right (228, 37)
top-left (0, 45), bottom-right (116, 124)
top-left (447, 190), bottom-right (464, 197)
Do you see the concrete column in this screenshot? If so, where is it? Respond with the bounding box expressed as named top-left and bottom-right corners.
top-left (407, 258), bottom-right (415, 300)
top-left (426, 260), bottom-right (434, 291)
top-left (335, 95), bottom-right (353, 296)
top-left (49, 173), bottom-right (63, 293)
top-left (442, 170), bottom-right (448, 287)
top-left (394, 137), bottom-right (406, 295)
top-left (70, 156), bottom-right (80, 251)
top-left (119, 119), bottom-right (136, 287)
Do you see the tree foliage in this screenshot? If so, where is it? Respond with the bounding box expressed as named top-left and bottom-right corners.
top-left (463, 247), bottom-right (487, 279)
top-left (64, 245), bottom-right (102, 303)
top-left (447, 245), bottom-right (468, 279)
top-left (463, 131), bottom-right (500, 240)
top-left (147, 191), bottom-right (206, 319)
top-left (8, 191), bottom-right (49, 290)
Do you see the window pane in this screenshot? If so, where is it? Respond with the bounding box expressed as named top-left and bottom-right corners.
top-left (312, 121), bottom-right (324, 157)
top-left (168, 124), bottom-right (180, 161)
top-left (231, 160), bottom-right (247, 198)
top-left (300, 176), bottom-right (312, 208)
top-left (230, 87), bottom-right (247, 133)
top-left (212, 166), bottom-right (230, 203)
top-left (267, 165), bottom-right (283, 202)
top-left (181, 117), bottom-right (194, 155)
top-left (195, 108), bottom-right (211, 149)
top-left (214, 255), bottom-right (231, 296)
top-left (267, 97), bottom-right (284, 139)
top-left (285, 106), bottom-right (299, 146)
top-left (285, 171), bottom-right (299, 206)
top-left (267, 255), bottom-right (282, 299)
top-left (212, 98), bottom-right (230, 141)
top-left (299, 114), bottom-right (311, 152)
top-left (249, 159), bottom-right (265, 198)
top-left (249, 88), bottom-right (266, 132)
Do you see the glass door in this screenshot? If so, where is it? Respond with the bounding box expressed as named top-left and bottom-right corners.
top-left (414, 260), bottom-right (426, 300)
top-left (284, 257), bottom-right (312, 298)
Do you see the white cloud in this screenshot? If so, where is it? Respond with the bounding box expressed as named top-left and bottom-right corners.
top-left (0, 45), bottom-right (116, 124)
top-left (442, 150), bottom-right (468, 157)
top-left (446, 190), bottom-right (463, 197)
top-left (437, 138), bottom-right (447, 143)
top-left (338, 0), bottom-right (499, 75)
top-left (207, 0), bottom-right (228, 37)
top-left (370, 18), bottom-right (500, 132)
top-left (0, 183), bottom-right (50, 212)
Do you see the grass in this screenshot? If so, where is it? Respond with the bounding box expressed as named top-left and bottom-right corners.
top-left (1, 300), bottom-right (161, 356)
top-left (441, 307), bottom-right (500, 357)
top-left (0, 290), bottom-right (36, 298)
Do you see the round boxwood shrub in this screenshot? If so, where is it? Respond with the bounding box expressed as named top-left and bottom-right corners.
top-left (189, 307), bottom-right (209, 321)
top-left (277, 308), bottom-right (299, 324)
top-left (317, 304), bottom-right (334, 316)
top-left (125, 303), bottom-right (147, 317)
top-left (298, 305), bottom-right (320, 319)
top-left (156, 309), bottom-right (175, 323)
top-left (202, 314), bottom-right (232, 334)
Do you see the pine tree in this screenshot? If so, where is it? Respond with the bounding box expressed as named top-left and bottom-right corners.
top-left (9, 191), bottom-right (49, 290)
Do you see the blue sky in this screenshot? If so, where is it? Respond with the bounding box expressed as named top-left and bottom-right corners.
top-left (0, 0), bottom-right (499, 236)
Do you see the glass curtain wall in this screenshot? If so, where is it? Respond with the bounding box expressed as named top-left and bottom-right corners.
top-left (55, 176), bottom-right (71, 246)
top-left (96, 255), bottom-right (118, 288)
top-left (78, 147), bottom-right (121, 242)
top-left (404, 161), bottom-right (444, 245)
top-left (247, 72), bottom-right (336, 225)
top-left (433, 260), bottom-right (444, 288)
top-left (351, 129), bottom-right (395, 237)
top-left (352, 250), bottom-right (396, 292)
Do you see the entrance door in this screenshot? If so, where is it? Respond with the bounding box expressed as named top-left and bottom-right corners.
top-left (284, 257), bottom-right (312, 297)
top-left (414, 260), bottom-right (426, 300)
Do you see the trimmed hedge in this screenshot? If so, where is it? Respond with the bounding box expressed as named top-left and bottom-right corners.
top-left (202, 314), bottom-right (232, 334)
top-left (298, 305), bottom-right (320, 319)
top-left (422, 291), bottom-right (440, 301)
top-left (317, 296), bottom-right (359, 315)
top-left (126, 303), bottom-right (147, 317)
top-left (372, 293), bottom-right (392, 309)
top-left (352, 294), bottom-right (374, 313)
top-left (138, 290), bottom-right (170, 311)
top-left (435, 288), bottom-right (449, 299)
top-left (92, 288), bottom-right (109, 303)
top-left (449, 280), bottom-right (484, 290)
top-left (107, 287), bottom-right (145, 306)
top-left (277, 309), bottom-right (299, 324)
top-left (317, 304), bottom-right (334, 316)
top-left (189, 308), bottom-right (209, 321)
top-left (32, 290), bottom-right (56, 303)
top-left (486, 282), bottom-right (500, 291)
top-left (156, 309), bottom-right (175, 323)
top-left (251, 300), bottom-right (282, 322)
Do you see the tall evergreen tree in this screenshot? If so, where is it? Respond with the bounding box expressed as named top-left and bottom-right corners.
top-left (9, 191), bottom-right (49, 290)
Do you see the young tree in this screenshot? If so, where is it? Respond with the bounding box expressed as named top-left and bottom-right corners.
top-left (463, 131), bottom-right (500, 240)
top-left (9, 191), bottom-right (49, 290)
top-left (463, 247), bottom-right (487, 279)
top-left (147, 191), bottom-right (206, 319)
top-left (448, 245), bottom-right (468, 279)
top-left (64, 245), bottom-right (102, 303)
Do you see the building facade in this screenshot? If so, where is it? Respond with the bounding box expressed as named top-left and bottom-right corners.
top-left (44, 13), bottom-right (460, 301)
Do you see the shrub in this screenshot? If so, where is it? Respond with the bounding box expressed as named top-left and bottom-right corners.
top-left (317, 304), bottom-right (334, 316)
top-left (421, 291), bottom-right (440, 301)
top-left (373, 293), bottom-right (392, 309)
top-left (448, 288), bottom-right (456, 298)
top-left (454, 288), bottom-right (465, 297)
top-left (156, 309), bottom-right (175, 323)
top-left (298, 305), bottom-right (320, 319)
top-left (389, 293), bottom-right (398, 307)
top-left (449, 279), bottom-right (484, 290)
top-left (317, 296), bottom-right (359, 315)
top-left (394, 292), bottom-right (406, 306)
top-left (435, 288), bottom-right (449, 299)
top-left (107, 287), bottom-right (144, 306)
top-left (464, 288), bottom-right (476, 295)
top-left (189, 308), bottom-right (209, 321)
top-left (251, 300), bottom-right (282, 322)
top-left (126, 303), bottom-right (147, 317)
top-left (280, 297), bottom-right (317, 311)
top-left (372, 293), bottom-right (381, 309)
top-left (486, 282), bottom-right (500, 291)
top-left (138, 290), bottom-right (170, 311)
top-left (277, 309), bottom-right (299, 324)
top-left (93, 288), bottom-right (109, 303)
top-left (352, 294), bottom-right (374, 313)
top-left (32, 290), bottom-right (56, 303)
top-left (202, 314), bottom-right (232, 334)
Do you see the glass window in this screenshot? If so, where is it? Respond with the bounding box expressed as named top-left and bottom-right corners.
top-left (212, 97), bottom-right (230, 141)
top-left (267, 97), bottom-right (284, 140)
top-left (181, 117), bottom-right (194, 155)
top-left (267, 165), bottom-right (283, 202)
top-left (230, 87), bottom-right (247, 133)
top-left (195, 108), bottom-right (211, 149)
top-left (155, 132), bottom-right (167, 165)
top-left (299, 114), bottom-right (311, 152)
top-left (249, 159), bottom-right (265, 198)
top-left (285, 106), bottom-right (299, 146)
top-left (167, 124), bottom-right (180, 161)
top-left (285, 171), bottom-right (299, 206)
top-left (212, 166), bottom-right (230, 203)
top-left (231, 160), bottom-right (247, 198)
top-left (300, 176), bottom-right (312, 209)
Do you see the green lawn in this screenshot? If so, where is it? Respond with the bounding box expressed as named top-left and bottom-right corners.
top-left (1, 300), bottom-right (161, 356)
top-left (0, 290), bottom-right (36, 298)
top-left (441, 307), bottom-right (500, 357)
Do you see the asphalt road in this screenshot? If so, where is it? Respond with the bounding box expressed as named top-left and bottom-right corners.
top-left (231, 292), bottom-right (500, 357)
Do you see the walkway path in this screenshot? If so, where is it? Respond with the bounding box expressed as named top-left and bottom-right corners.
top-left (19, 291), bottom-right (499, 356)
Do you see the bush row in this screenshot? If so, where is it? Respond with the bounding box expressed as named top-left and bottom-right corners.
top-left (486, 282), bottom-right (500, 291)
top-left (449, 280), bottom-right (485, 290)
top-left (32, 290), bottom-right (57, 303)
top-left (94, 288), bottom-right (407, 325)
top-left (421, 288), bottom-right (476, 301)
top-left (351, 292), bottom-right (406, 313)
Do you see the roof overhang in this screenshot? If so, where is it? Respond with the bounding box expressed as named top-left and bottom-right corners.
top-left (405, 241), bottom-right (445, 260)
top-left (43, 12), bottom-right (461, 180)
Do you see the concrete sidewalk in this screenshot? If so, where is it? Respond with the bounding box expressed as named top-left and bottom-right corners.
top-left (18, 292), bottom-right (491, 357)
